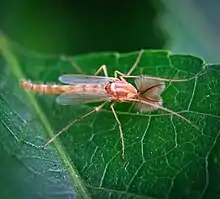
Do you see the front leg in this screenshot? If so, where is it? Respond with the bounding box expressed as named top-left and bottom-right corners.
top-left (126, 49), bottom-right (144, 75)
top-left (60, 56), bottom-right (109, 78)
top-left (114, 70), bottom-right (127, 81)
top-left (110, 102), bottom-right (125, 160)
top-left (93, 65), bottom-right (109, 77)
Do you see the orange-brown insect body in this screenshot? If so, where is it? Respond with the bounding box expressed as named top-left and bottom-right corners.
top-left (20, 80), bottom-right (107, 95)
top-left (106, 80), bottom-right (138, 101)
top-left (21, 79), bottom-right (138, 102)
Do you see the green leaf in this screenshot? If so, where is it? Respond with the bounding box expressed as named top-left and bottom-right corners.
top-left (0, 36), bottom-right (88, 199)
top-left (1, 35), bottom-right (220, 199)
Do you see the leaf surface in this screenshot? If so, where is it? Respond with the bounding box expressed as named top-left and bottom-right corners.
top-left (1, 36), bottom-right (220, 199)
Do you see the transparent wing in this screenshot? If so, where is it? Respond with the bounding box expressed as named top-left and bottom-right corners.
top-left (59, 74), bottom-right (116, 85)
top-left (56, 93), bottom-right (110, 105)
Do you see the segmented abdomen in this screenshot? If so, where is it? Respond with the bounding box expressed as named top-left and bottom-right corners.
top-left (20, 80), bottom-right (76, 94)
top-left (20, 80), bottom-right (107, 95)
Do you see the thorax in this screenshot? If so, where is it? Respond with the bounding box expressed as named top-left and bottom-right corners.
top-left (105, 80), bottom-right (137, 101)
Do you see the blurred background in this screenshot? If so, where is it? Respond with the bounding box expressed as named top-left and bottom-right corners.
top-left (0, 0), bottom-right (164, 55)
top-left (1, 0), bottom-right (220, 62)
top-left (0, 0), bottom-right (220, 199)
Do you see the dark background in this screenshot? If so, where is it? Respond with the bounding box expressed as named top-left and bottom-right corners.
top-left (0, 1), bottom-right (165, 55)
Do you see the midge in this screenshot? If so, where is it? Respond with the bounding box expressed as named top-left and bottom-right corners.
top-left (20, 50), bottom-right (202, 159)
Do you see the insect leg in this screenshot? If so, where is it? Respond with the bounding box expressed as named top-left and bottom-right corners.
top-left (42, 101), bottom-right (109, 148)
top-left (117, 49), bottom-right (205, 81)
top-left (114, 70), bottom-right (126, 80)
top-left (93, 65), bottom-right (109, 77)
top-left (113, 49), bottom-right (144, 80)
top-left (94, 49), bottom-right (144, 79)
top-left (110, 102), bottom-right (125, 160)
top-left (125, 98), bottom-right (200, 131)
top-left (60, 55), bottom-right (85, 74)
top-left (126, 49), bottom-right (144, 75)
top-left (118, 72), bottom-right (205, 82)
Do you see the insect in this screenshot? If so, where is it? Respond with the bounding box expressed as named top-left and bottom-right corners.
top-left (20, 50), bottom-right (203, 159)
